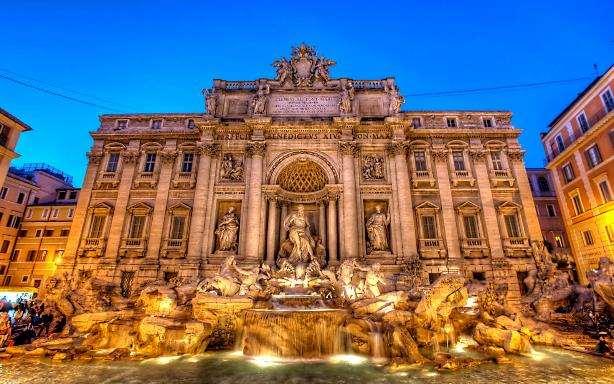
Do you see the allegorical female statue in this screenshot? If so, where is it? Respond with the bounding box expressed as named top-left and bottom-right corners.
top-left (366, 205), bottom-right (390, 252)
top-left (283, 204), bottom-right (315, 263)
top-left (215, 207), bottom-right (240, 252)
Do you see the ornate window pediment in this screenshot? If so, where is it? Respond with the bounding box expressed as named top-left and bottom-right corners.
top-left (415, 201), bottom-right (440, 212)
top-left (497, 201), bottom-right (521, 213)
top-left (456, 201), bottom-right (481, 213)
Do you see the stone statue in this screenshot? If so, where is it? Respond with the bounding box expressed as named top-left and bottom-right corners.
top-left (386, 85), bottom-right (404, 114)
top-left (205, 89), bottom-right (217, 115)
top-left (283, 204), bottom-right (315, 264)
top-left (220, 154), bottom-right (244, 182)
top-left (339, 81), bottom-right (354, 114)
top-left (313, 57), bottom-right (335, 84)
top-left (215, 207), bottom-right (240, 252)
top-left (362, 155), bottom-right (384, 180)
top-left (272, 58), bottom-right (292, 85)
top-left (197, 255), bottom-right (262, 296)
top-left (363, 263), bottom-right (386, 298)
top-left (366, 205), bottom-right (390, 252)
top-left (252, 83), bottom-right (270, 115)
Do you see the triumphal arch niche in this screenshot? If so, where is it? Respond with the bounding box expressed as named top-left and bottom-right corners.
top-left (62, 44), bottom-right (545, 300)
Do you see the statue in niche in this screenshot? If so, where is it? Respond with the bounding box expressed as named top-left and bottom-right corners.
top-left (220, 154), bottom-right (244, 182)
top-left (272, 58), bottom-right (292, 85)
top-left (283, 204), bottom-right (316, 264)
top-left (339, 81), bottom-right (354, 114)
top-left (386, 84), bottom-right (404, 114)
top-left (204, 89), bottom-right (217, 115)
top-left (362, 155), bottom-right (385, 180)
top-left (252, 83), bottom-right (270, 115)
top-left (215, 207), bottom-right (240, 252)
top-left (366, 205), bottom-right (390, 253)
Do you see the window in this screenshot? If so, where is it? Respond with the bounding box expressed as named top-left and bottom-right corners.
top-left (562, 163), bottom-right (574, 183)
top-left (446, 117), bottom-right (457, 128)
top-left (421, 215), bottom-right (437, 239)
top-left (51, 208), bottom-right (59, 218)
top-left (4, 276), bottom-right (11, 285)
top-left (35, 229), bottom-right (42, 237)
top-left (170, 216), bottom-right (186, 239)
top-left (602, 89), bottom-right (614, 112)
top-left (582, 230), bottom-right (594, 246)
top-left (128, 215), bottom-right (146, 238)
top-left (414, 151), bottom-right (427, 171)
top-left (0, 187), bottom-right (8, 199)
top-left (67, 208), bottom-right (74, 218)
top-left (0, 266), bottom-right (5, 275)
top-left (187, 119), bottom-right (195, 129)
top-left (554, 235), bottom-right (565, 248)
top-left (33, 197), bottom-right (39, 204)
top-left (504, 214), bottom-right (521, 238)
top-left (555, 135), bottom-right (565, 153)
top-left (36, 250), bottom-right (47, 261)
top-left (0, 240), bottom-right (9, 253)
top-left (411, 117), bottom-right (422, 128)
top-left (537, 176), bottom-right (550, 192)
top-left (26, 250), bottom-right (36, 262)
top-left (143, 153), bottom-right (156, 173)
top-left (490, 151), bottom-right (503, 170)
top-left (33, 279), bottom-right (41, 289)
top-left (151, 119), bottom-right (162, 129)
top-left (0, 123), bottom-right (10, 147)
top-left (54, 249), bottom-right (64, 261)
top-left (566, 124), bottom-right (575, 141)
top-left (57, 191), bottom-right (66, 200)
top-left (116, 120), bottom-right (128, 130)
top-left (69, 191), bottom-right (77, 200)
top-left (452, 151), bottom-right (465, 171)
top-left (17, 230), bottom-right (27, 237)
top-left (43, 230), bottom-right (54, 237)
top-left (120, 271), bottom-right (135, 298)
top-left (21, 275), bottom-right (29, 283)
top-left (41, 209), bottom-right (49, 219)
top-left (585, 145), bottom-right (602, 168)
top-left (89, 215), bottom-right (106, 238)
top-left (10, 250), bottom-right (19, 261)
top-left (571, 194), bottom-right (584, 215)
top-left (181, 153), bottom-right (194, 173)
top-left (428, 273), bottom-right (441, 284)
top-left (164, 271), bottom-right (178, 282)
top-left (517, 271), bottom-right (529, 296)
top-left (577, 112), bottom-right (589, 133)
top-left (60, 229), bottom-right (70, 237)
top-left (106, 153), bottom-right (120, 173)
top-left (472, 271), bottom-right (486, 282)
top-left (598, 180), bottom-right (612, 202)
top-left (11, 216), bottom-right (20, 229)
top-left (546, 204), bottom-right (556, 217)
top-left (17, 192), bottom-right (25, 204)
top-left (463, 215), bottom-right (479, 238)
top-left (483, 118), bottom-right (493, 128)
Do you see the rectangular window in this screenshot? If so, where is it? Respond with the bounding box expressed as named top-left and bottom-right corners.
top-left (106, 153), bottom-right (120, 173)
top-left (60, 229), bottom-right (70, 237)
top-left (51, 208), bottom-right (59, 218)
top-left (33, 279), bottom-right (41, 288)
top-left (473, 271), bottom-right (486, 282)
top-left (414, 151), bottom-right (427, 171)
top-left (151, 119), bottom-right (162, 129)
top-left (35, 229), bottom-right (42, 237)
top-left (582, 230), bottom-right (594, 246)
top-left (69, 191), bottom-right (77, 200)
top-left (562, 163), bottom-right (574, 183)
top-left (17, 192), bottom-right (25, 204)
top-left (21, 275), bottom-right (29, 283)
top-left (17, 229), bottom-right (27, 237)
top-left (602, 89), bottom-right (614, 112)
top-left (120, 271), bottom-right (135, 298)
top-left (116, 119), bottom-right (128, 130)
top-left (585, 145), bottom-right (602, 168)
top-left (504, 214), bottom-right (521, 238)
top-left (36, 250), bottom-right (47, 261)
top-left (0, 187), bottom-right (8, 199)
top-left (67, 208), bottom-right (74, 218)
top-left (555, 135), bottom-right (565, 153)
top-left (128, 215), bottom-right (146, 238)
top-left (421, 215), bottom-right (437, 239)
top-left (143, 153), bottom-right (156, 173)
top-left (537, 176), bottom-right (550, 192)
top-left (6, 215), bottom-right (14, 228)
top-left (43, 230), bottom-right (54, 237)
top-left (170, 216), bottom-right (186, 240)
top-left (0, 240), bottom-right (9, 253)
top-left (89, 215), bottom-right (106, 238)
top-left (57, 191), bottom-right (66, 200)
top-left (181, 153), bottom-right (194, 173)
top-left (4, 276), bottom-right (11, 285)
top-left (41, 209), bottom-right (49, 219)
top-left (0, 123), bottom-right (10, 147)
top-left (490, 151), bottom-right (503, 170)
top-left (446, 117), bottom-right (457, 128)
top-left (483, 118), bottom-right (493, 128)
top-left (0, 266), bottom-right (5, 275)
top-left (187, 119), bottom-right (195, 129)
top-left (599, 180), bottom-right (612, 202)
top-left (571, 194), bottom-right (584, 215)
top-left (577, 112), bottom-right (589, 133)
top-left (554, 235), bottom-right (565, 248)
top-left (26, 250), bottom-right (36, 262)
top-left (546, 204), bottom-right (556, 217)
top-left (411, 117), bottom-right (422, 128)
top-left (463, 215), bottom-right (479, 238)
top-left (452, 151), bottom-right (465, 171)
top-left (10, 250), bottom-right (19, 261)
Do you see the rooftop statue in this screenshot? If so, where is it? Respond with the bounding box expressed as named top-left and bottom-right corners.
top-left (273, 43), bottom-right (336, 87)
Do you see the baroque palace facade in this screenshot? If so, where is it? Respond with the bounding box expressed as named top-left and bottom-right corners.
top-left (57, 45), bottom-right (545, 300)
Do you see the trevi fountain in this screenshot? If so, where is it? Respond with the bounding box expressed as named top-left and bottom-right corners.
top-left (1, 45), bottom-right (612, 383)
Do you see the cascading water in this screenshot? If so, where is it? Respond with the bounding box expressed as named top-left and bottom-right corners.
top-left (241, 294), bottom-right (348, 359)
top-left (365, 320), bottom-right (386, 360)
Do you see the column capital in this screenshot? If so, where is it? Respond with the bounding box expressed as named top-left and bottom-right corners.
top-left (431, 148), bottom-right (449, 161)
top-left (87, 150), bottom-right (104, 165)
top-left (246, 141), bottom-right (267, 157)
top-left (197, 142), bottom-right (221, 157)
top-left (338, 140), bottom-right (359, 157)
top-left (468, 148), bottom-right (487, 161)
top-left (506, 149), bottom-right (525, 162)
top-left (160, 148), bottom-right (178, 164)
top-left (386, 140), bottom-right (407, 156)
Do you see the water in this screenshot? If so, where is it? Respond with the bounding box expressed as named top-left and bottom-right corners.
top-left (1, 348), bottom-right (612, 384)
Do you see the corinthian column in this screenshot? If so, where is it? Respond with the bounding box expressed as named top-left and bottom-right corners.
top-left (507, 149), bottom-right (543, 242)
top-left (433, 147), bottom-right (461, 262)
top-left (244, 140), bottom-right (266, 261)
top-left (387, 140), bottom-right (417, 258)
top-left (339, 140), bottom-right (359, 259)
top-left (187, 142), bottom-right (220, 261)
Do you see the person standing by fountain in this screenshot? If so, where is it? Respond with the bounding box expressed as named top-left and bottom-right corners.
top-left (283, 204), bottom-right (316, 264)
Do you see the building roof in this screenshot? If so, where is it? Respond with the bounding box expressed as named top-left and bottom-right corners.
top-left (0, 107), bottom-right (32, 131)
top-left (547, 64), bottom-right (614, 129)
top-left (9, 163), bottom-right (73, 186)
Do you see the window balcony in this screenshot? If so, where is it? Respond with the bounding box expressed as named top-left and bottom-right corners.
top-left (95, 171), bottom-right (120, 189)
top-left (172, 171), bottom-right (196, 189)
top-left (489, 169), bottom-right (515, 187)
top-left (461, 238), bottom-right (489, 258)
top-left (79, 237), bottom-right (106, 258)
top-left (450, 170), bottom-right (475, 187)
top-left (411, 170), bottom-right (436, 188)
top-left (503, 237), bottom-right (531, 257)
top-left (162, 238), bottom-right (187, 258)
top-left (134, 171), bottom-right (159, 188)
top-left (418, 238), bottom-right (446, 259)
top-left (120, 237), bottom-right (147, 258)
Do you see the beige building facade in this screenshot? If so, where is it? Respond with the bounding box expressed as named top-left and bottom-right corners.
top-left (57, 45), bottom-right (545, 301)
top-left (0, 108), bottom-right (31, 189)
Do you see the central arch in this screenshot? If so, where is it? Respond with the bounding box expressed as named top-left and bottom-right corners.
top-left (267, 150), bottom-right (339, 186)
top-left (277, 160), bottom-right (328, 192)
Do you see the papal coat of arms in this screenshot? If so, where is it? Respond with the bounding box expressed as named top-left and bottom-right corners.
top-left (272, 43), bottom-right (336, 87)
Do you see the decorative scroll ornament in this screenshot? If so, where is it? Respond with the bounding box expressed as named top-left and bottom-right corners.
top-left (272, 43), bottom-right (336, 87)
top-left (431, 148), bottom-right (449, 160)
top-left (160, 149), bottom-right (178, 164)
top-left (122, 149), bottom-right (140, 163)
top-left (506, 149), bottom-right (525, 161)
top-left (338, 140), bottom-right (358, 157)
top-left (386, 140), bottom-right (407, 156)
top-left (468, 149), bottom-right (487, 160)
top-left (246, 141), bottom-right (267, 157)
top-left (87, 151), bottom-right (104, 165)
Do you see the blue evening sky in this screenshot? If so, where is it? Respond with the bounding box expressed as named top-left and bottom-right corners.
top-left (1, 1), bottom-right (612, 186)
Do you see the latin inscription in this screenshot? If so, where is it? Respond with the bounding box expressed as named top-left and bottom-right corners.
top-left (269, 94), bottom-right (339, 116)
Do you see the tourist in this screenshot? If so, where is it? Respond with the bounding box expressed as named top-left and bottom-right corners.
top-left (0, 312), bottom-right (11, 347)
